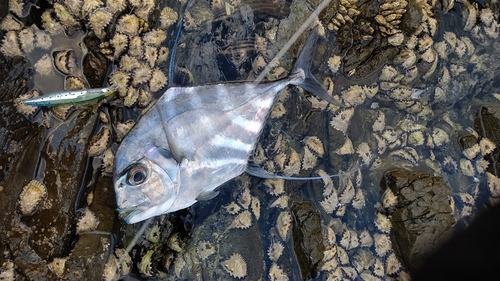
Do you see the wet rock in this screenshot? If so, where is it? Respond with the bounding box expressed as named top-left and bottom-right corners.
top-left (83, 35), bottom-right (109, 88)
top-left (290, 201), bottom-right (324, 280)
top-left (381, 170), bottom-right (455, 273)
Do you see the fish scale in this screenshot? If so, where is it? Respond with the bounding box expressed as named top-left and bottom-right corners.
top-left (113, 28), bottom-right (341, 224)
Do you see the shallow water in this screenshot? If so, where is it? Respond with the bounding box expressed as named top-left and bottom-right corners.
top-left (1, 0), bottom-right (500, 279)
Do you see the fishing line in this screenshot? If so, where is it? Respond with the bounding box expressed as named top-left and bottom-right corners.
top-left (252, 0), bottom-right (332, 86)
top-left (168, 0), bottom-right (195, 85)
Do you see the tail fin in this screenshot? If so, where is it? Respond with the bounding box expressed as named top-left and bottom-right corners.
top-left (291, 29), bottom-right (341, 106)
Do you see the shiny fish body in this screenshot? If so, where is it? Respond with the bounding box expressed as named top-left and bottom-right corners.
top-left (113, 30), bottom-right (337, 223)
top-left (23, 85), bottom-right (117, 106)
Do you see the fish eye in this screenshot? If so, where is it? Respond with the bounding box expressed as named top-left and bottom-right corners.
top-left (127, 165), bottom-right (147, 186)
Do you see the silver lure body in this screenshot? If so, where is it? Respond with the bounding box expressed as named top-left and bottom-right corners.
top-left (23, 85), bottom-right (117, 106)
top-left (113, 30), bottom-right (336, 223)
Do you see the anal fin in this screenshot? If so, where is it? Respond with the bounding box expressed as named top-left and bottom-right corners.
top-left (196, 190), bottom-right (220, 201)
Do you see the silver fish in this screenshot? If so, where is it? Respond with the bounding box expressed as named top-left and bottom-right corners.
top-left (113, 30), bottom-right (339, 223)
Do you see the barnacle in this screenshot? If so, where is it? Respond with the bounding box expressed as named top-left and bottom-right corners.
top-left (9, 0), bottom-right (24, 17)
top-left (385, 253), bottom-right (402, 275)
top-left (149, 68), bottom-right (167, 92)
top-left (267, 239), bottom-right (284, 262)
top-left (51, 104), bottom-right (73, 120)
top-left (341, 85), bottom-right (366, 106)
top-left (109, 71), bottom-right (130, 96)
top-left (0, 14), bottom-right (23, 31)
top-left (82, 0), bottom-right (104, 18)
top-left (237, 187), bottom-right (251, 209)
top-left (359, 229), bottom-right (373, 247)
top-left (115, 120), bottom-right (135, 142)
top-left (132, 66), bottom-right (152, 87)
top-left (486, 172), bottom-right (500, 197)
top-left (283, 148), bottom-right (300, 176)
top-left (143, 29), bottom-right (167, 47)
top-left (88, 127), bottom-right (110, 156)
top-left (270, 195), bottom-right (288, 209)
top-left (340, 229), bottom-right (359, 250)
top-left (339, 178), bottom-right (355, 205)
top-left (107, 0), bottom-right (127, 13)
top-left (250, 196), bottom-right (260, 220)
top-left (373, 258), bottom-right (384, 276)
top-left (110, 33), bottom-right (129, 59)
top-left (160, 7), bottom-right (179, 29)
top-left (330, 107), bottom-right (355, 134)
top-left (34, 54), bottom-right (53, 75)
top-left (269, 262), bottom-right (288, 281)
top-left (373, 233), bottom-right (391, 257)
top-left (48, 258), bottom-right (68, 279)
top-left (408, 130), bottom-right (424, 146)
top-left (276, 211), bottom-right (291, 240)
top-left (374, 212), bottom-right (391, 233)
top-left (65, 76), bottom-right (86, 90)
top-left (197, 240), bottom-right (216, 261)
top-left (124, 87), bottom-right (139, 107)
top-left (1, 31), bottom-right (22, 57)
top-left (352, 189), bottom-right (366, 209)
top-left (41, 10), bottom-right (64, 34)
top-left (89, 8), bottom-right (113, 38)
top-left (302, 146), bottom-right (318, 170)
top-left (476, 158), bottom-right (490, 174)
top-left (480, 138), bottom-right (496, 155)
top-left (15, 89), bottom-right (39, 115)
top-left (144, 45), bottom-right (158, 67)
top-left (379, 65), bottom-right (399, 81)
top-left (328, 55), bottom-right (342, 74)
top-left (335, 137), bottom-right (354, 155)
top-left (264, 179), bottom-right (285, 196)
top-left (54, 3), bottom-right (78, 27)
top-left (356, 142), bottom-right (372, 164)
top-left (53, 50), bottom-right (77, 75)
top-left (459, 158), bottom-right (475, 177)
top-left (157, 46), bottom-right (169, 63)
top-left (320, 192), bottom-right (339, 214)
top-left (18, 180), bottom-right (47, 216)
top-left (221, 253), bottom-right (247, 279)
top-left (116, 14), bottom-right (141, 36)
top-left (270, 102), bottom-right (286, 119)
top-left (102, 148), bottom-right (114, 175)
top-left (102, 254), bottom-right (120, 281)
top-left (462, 143), bottom-right (480, 160)
top-left (76, 208), bottom-right (99, 233)
top-left (18, 27), bottom-right (35, 53)
top-left (224, 202), bottom-right (241, 215)
top-left (35, 29), bottom-right (52, 49)
top-left (227, 210), bottom-right (252, 230)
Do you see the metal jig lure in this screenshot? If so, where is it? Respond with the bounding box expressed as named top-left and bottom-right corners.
top-left (23, 84), bottom-right (118, 106)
